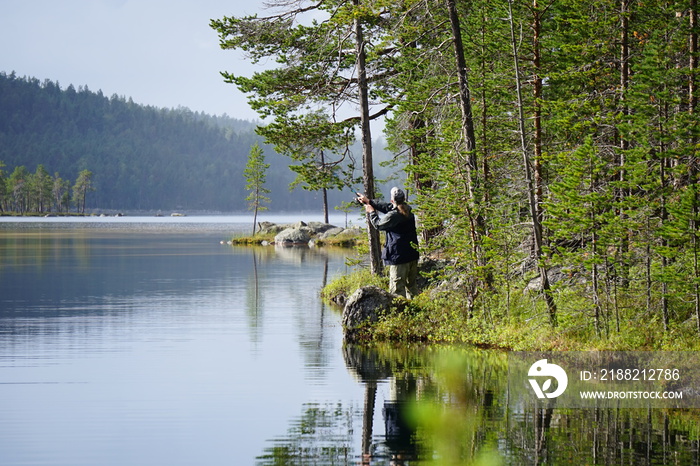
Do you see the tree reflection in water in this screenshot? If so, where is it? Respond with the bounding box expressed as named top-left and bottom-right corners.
top-left (258, 345), bottom-right (700, 465)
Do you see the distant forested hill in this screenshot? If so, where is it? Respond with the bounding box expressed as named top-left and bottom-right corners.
top-left (0, 71), bottom-right (356, 212)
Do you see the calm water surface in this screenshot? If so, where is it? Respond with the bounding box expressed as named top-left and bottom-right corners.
top-left (1, 216), bottom-right (699, 465)
top-left (0, 215), bottom-right (369, 465)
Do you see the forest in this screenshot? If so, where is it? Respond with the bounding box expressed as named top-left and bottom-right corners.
top-left (0, 71), bottom-right (373, 213)
top-left (212, 0), bottom-right (700, 346)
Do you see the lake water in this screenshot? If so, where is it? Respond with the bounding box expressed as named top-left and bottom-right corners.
top-left (1, 216), bottom-right (699, 465)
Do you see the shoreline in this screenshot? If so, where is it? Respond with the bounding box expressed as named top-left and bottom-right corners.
top-left (322, 268), bottom-right (700, 352)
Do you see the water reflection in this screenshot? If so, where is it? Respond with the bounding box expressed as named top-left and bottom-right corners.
top-left (2, 223), bottom-right (700, 465)
top-left (0, 224), bottom-right (357, 465)
top-left (343, 344), bottom-right (419, 465)
top-left (246, 248), bottom-right (263, 346)
top-left (262, 344), bottom-right (700, 465)
top-left (257, 401), bottom-right (356, 463)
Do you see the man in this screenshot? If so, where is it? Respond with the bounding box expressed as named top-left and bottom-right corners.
top-left (357, 187), bottom-right (419, 299)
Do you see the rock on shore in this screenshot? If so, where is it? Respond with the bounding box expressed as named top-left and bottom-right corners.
top-left (342, 286), bottom-right (405, 342)
top-left (256, 221), bottom-right (363, 246)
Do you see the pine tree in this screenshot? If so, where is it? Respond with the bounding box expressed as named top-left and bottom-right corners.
top-left (72, 169), bottom-right (94, 214)
top-left (244, 143), bottom-right (271, 235)
top-left (8, 166), bottom-right (30, 214)
top-left (52, 172), bottom-right (71, 213)
top-left (212, 0), bottom-right (392, 273)
top-left (32, 164), bottom-right (52, 213)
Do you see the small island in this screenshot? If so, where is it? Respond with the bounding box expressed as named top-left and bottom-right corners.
top-left (229, 220), bottom-right (365, 247)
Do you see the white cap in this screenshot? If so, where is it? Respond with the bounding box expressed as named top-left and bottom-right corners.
top-left (390, 187), bottom-right (406, 203)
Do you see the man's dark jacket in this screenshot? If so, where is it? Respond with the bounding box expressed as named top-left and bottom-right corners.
top-left (368, 201), bottom-right (419, 266)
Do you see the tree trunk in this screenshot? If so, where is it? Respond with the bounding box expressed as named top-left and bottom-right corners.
top-left (446, 0), bottom-right (489, 290)
top-left (353, 0), bottom-right (382, 274)
top-left (508, 0), bottom-right (557, 326)
top-left (660, 157), bottom-right (669, 331)
top-left (532, 0), bottom-right (544, 220)
top-left (320, 151), bottom-right (329, 224)
top-left (252, 206), bottom-right (258, 235)
top-left (617, 0), bottom-right (631, 289)
top-left (446, 0), bottom-right (478, 184)
top-left (322, 187), bottom-right (329, 224)
top-left (691, 0), bottom-right (698, 114)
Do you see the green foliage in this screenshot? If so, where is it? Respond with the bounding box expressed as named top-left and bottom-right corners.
top-left (72, 169), bottom-right (95, 214)
top-left (408, 349), bottom-right (505, 466)
top-left (329, 282), bottom-right (700, 351)
top-left (304, 0), bottom-right (700, 343)
top-left (7, 165), bottom-right (30, 213)
top-left (0, 161), bottom-right (99, 214)
top-left (243, 142), bottom-right (271, 232)
top-left (212, 2), bottom-right (383, 185)
top-left (321, 268), bottom-right (387, 303)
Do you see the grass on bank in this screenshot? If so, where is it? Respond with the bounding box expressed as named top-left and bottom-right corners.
top-left (321, 269), bottom-right (700, 351)
top-left (230, 232), bottom-right (277, 245)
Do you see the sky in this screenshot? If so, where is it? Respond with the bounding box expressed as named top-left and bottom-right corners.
top-left (0, 0), bottom-right (269, 120)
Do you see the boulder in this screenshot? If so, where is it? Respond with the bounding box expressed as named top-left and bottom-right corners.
top-left (524, 265), bottom-right (576, 292)
top-left (257, 222), bottom-right (286, 235)
top-left (344, 226), bottom-right (364, 235)
top-left (318, 227), bottom-right (346, 239)
top-left (320, 226), bottom-right (364, 240)
top-left (274, 226), bottom-right (313, 245)
top-left (306, 222), bottom-right (336, 235)
top-left (342, 286), bottom-right (399, 341)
